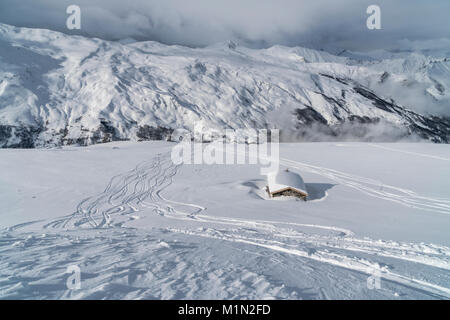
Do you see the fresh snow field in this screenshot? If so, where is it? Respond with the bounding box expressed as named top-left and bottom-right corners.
top-left (1, 141), bottom-right (450, 299)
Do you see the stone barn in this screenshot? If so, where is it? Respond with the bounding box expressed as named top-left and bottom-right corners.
top-left (267, 169), bottom-right (308, 200)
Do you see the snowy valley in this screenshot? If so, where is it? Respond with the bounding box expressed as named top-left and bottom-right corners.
top-left (1, 23), bottom-right (450, 300)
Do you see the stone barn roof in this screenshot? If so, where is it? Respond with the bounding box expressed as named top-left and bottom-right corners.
top-left (267, 170), bottom-right (308, 197)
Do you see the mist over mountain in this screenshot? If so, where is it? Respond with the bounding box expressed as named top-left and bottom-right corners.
top-left (1, 0), bottom-right (450, 51)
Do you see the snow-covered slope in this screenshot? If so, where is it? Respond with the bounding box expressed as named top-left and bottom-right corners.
top-left (338, 48), bottom-right (450, 116)
top-left (1, 23), bottom-right (450, 148)
top-left (1, 141), bottom-right (450, 299)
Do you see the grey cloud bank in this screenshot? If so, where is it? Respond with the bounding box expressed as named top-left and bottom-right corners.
top-left (0, 0), bottom-right (449, 51)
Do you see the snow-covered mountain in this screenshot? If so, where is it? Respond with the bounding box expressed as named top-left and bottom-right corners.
top-left (1, 23), bottom-right (450, 148)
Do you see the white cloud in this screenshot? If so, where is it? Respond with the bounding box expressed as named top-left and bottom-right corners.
top-left (0, 0), bottom-right (449, 50)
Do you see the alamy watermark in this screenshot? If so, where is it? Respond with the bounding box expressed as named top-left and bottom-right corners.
top-left (66, 5), bottom-right (81, 30)
top-left (66, 265), bottom-right (81, 290)
top-left (65, 5), bottom-right (381, 32)
top-left (367, 269), bottom-right (382, 290)
top-left (367, 5), bottom-right (381, 30)
top-left (170, 129), bottom-right (280, 175)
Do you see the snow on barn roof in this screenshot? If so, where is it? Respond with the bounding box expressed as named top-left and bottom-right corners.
top-left (267, 169), bottom-right (308, 195)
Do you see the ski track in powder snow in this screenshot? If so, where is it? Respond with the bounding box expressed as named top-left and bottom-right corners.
top-left (1, 152), bottom-right (450, 299)
top-left (279, 158), bottom-right (450, 215)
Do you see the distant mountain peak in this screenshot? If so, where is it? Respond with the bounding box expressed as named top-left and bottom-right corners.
top-left (0, 23), bottom-right (449, 147)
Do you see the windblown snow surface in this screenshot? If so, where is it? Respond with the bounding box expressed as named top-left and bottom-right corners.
top-left (1, 141), bottom-right (450, 299)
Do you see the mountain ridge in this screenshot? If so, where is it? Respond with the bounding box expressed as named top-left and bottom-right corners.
top-left (1, 23), bottom-right (450, 147)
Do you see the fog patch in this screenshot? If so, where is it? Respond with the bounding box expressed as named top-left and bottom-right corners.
top-left (280, 119), bottom-right (424, 143)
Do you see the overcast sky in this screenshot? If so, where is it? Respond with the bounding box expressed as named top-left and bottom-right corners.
top-left (0, 0), bottom-right (449, 50)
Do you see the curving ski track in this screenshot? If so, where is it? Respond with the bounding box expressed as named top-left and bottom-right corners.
top-left (2, 152), bottom-right (450, 299)
top-left (45, 152), bottom-right (450, 298)
top-left (279, 158), bottom-right (450, 215)
top-left (45, 153), bottom-right (181, 229)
